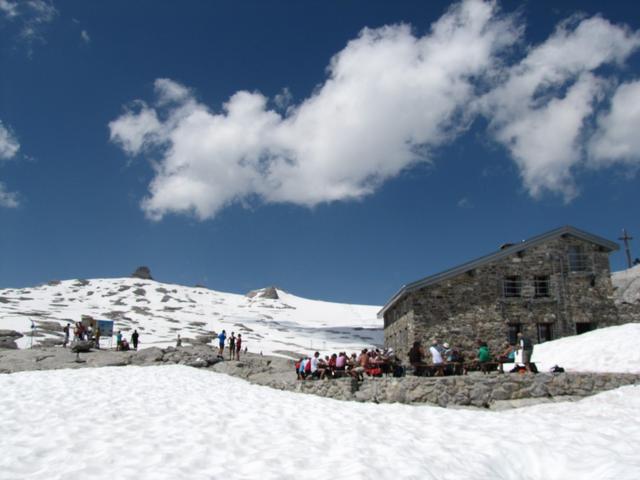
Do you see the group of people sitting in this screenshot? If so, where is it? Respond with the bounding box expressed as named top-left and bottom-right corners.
top-left (295, 348), bottom-right (403, 381)
top-left (408, 339), bottom-right (466, 376)
top-left (295, 333), bottom-right (537, 380)
top-left (408, 332), bottom-right (536, 376)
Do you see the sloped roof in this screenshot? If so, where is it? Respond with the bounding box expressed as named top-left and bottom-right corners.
top-left (377, 225), bottom-right (619, 318)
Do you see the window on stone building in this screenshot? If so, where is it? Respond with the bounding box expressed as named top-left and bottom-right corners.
top-left (568, 245), bottom-right (590, 272)
top-left (534, 276), bottom-right (550, 297)
top-left (503, 276), bottom-right (521, 297)
top-left (537, 323), bottom-right (553, 343)
top-left (507, 324), bottom-right (522, 344)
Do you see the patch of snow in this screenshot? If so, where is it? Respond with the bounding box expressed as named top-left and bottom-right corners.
top-left (612, 264), bottom-right (640, 304)
top-left (0, 365), bottom-right (639, 479)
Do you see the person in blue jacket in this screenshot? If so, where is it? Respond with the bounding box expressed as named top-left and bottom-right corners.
top-left (218, 330), bottom-right (226, 357)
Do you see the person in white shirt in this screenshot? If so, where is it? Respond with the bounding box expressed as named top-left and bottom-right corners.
top-left (429, 340), bottom-right (444, 365)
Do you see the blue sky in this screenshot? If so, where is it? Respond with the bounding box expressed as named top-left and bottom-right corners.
top-left (0, 0), bottom-right (639, 305)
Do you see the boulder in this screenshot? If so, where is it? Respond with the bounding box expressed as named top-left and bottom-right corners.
top-left (0, 338), bottom-right (18, 349)
top-left (188, 358), bottom-right (208, 368)
top-left (0, 329), bottom-right (23, 338)
top-left (130, 347), bottom-right (164, 364)
top-left (71, 340), bottom-right (93, 353)
top-left (131, 266), bottom-right (153, 280)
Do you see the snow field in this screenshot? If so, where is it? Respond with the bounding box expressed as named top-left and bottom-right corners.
top-left (531, 323), bottom-right (640, 373)
top-left (1, 365), bottom-right (640, 480)
top-left (0, 278), bottom-right (382, 357)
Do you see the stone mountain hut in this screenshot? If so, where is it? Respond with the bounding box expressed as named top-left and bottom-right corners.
top-left (379, 226), bottom-right (621, 359)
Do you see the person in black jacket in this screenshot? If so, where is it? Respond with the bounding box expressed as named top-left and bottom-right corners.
top-left (408, 341), bottom-right (426, 376)
top-left (131, 330), bottom-right (139, 350)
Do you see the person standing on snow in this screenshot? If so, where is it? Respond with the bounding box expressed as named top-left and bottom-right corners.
top-left (235, 334), bottom-right (242, 360)
top-left (218, 330), bottom-right (226, 357)
top-left (228, 332), bottom-right (236, 360)
top-left (63, 323), bottom-right (70, 348)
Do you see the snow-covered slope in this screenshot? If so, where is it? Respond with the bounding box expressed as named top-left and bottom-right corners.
top-left (612, 264), bottom-right (640, 305)
top-left (532, 323), bottom-right (640, 373)
top-left (0, 278), bottom-right (382, 357)
top-left (2, 365), bottom-right (640, 480)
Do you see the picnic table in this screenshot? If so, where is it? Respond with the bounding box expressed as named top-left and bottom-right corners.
top-left (411, 361), bottom-right (465, 377)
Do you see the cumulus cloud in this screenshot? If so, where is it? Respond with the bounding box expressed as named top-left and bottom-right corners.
top-left (480, 16), bottom-right (640, 200)
top-left (110, 0), bottom-right (519, 220)
top-left (109, 0), bottom-right (640, 220)
top-left (588, 80), bottom-right (640, 167)
top-left (80, 29), bottom-right (90, 43)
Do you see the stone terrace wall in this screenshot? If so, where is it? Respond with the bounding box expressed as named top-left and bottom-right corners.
top-left (294, 373), bottom-right (640, 408)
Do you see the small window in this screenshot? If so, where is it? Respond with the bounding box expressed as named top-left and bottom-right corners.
top-left (568, 245), bottom-right (589, 272)
top-left (507, 324), bottom-right (522, 344)
top-left (537, 323), bottom-right (553, 343)
top-left (503, 276), bottom-right (521, 297)
top-left (534, 276), bottom-right (550, 298)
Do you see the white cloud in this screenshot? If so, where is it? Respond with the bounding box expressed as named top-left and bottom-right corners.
top-left (0, 182), bottom-right (18, 208)
top-left (109, 0), bottom-right (640, 221)
top-left (80, 29), bottom-right (90, 43)
top-left (480, 16), bottom-right (640, 200)
top-left (0, 121), bottom-right (20, 208)
top-left (110, 0), bottom-right (519, 220)
top-left (0, 0), bottom-right (58, 52)
top-left (108, 102), bottom-right (162, 156)
top-left (588, 80), bottom-right (640, 167)
top-left (0, 121), bottom-right (19, 160)
top-left (0, 0), bottom-right (19, 18)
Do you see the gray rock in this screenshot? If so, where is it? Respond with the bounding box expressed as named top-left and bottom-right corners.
top-left (131, 266), bottom-right (153, 280)
top-left (129, 347), bottom-right (164, 364)
top-left (0, 330), bottom-right (23, 338)
top-left (246, 286), bottom-right (279, 300)
top-left (71, 341), bottom-right (93, 353)
top-left (0, 338), bottom-right (18, 349)
top-left (195, 335), bottom-right (215, 344)
top-left (188, 358), bottom-right (208, 368)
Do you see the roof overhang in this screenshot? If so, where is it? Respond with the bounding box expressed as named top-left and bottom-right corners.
top-left (377, 225), bottom-right (619, 318)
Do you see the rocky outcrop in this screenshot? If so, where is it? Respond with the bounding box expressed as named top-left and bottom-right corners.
top-left (0, 330), bottom-right (22, 349)
top-left (246, 286), bottom-right (279, 300)
top-left (131, 266), bottom-right (153, 280)
top-left (71, 341), bottom-right (94, 353)
top-left (0, 338), bottom-right (18, 349)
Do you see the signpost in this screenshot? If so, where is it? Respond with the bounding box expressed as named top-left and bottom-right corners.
top-left (97, 320), bottom-right (114, 348)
